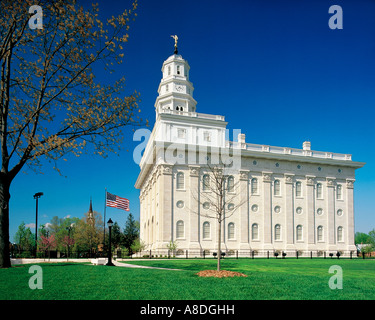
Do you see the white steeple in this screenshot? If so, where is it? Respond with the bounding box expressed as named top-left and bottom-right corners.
top-left (154, 36), bottom-right (197, 116)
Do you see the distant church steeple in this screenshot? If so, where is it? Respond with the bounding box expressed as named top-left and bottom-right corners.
top-left (87, 197), bottom-right (95, 225)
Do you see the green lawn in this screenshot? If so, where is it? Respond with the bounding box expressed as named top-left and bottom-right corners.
top-left (0, 259), bottom-right (374, 300)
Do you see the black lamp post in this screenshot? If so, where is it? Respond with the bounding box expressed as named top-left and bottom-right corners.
top-left (33, 192), bottom-right (43, 257)
top-left (66, 223), bottom-right (75, 260)
top-left (106, 218), bottom-right (115, 266)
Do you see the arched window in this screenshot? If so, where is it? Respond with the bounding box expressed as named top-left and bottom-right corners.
top-left (337, 184), bottom-right (343, 200)
top-left (176, 220), bottom-right (184, 239)
top-left (252, 223), bottom-right (259, 240)
top-left (227, 176), bottom-right (234, 192)
top-left (177, 65), bottom-right (180, 75)
top-left (296, 225), bottom-right (303, 241)
top-left (228, 223), bottom-right (235, 240)
top-left (274, 180), bottom-right (280, 196)
top-left (317, 226), bottom-right (323, 241)
top-left (337, 226), bottom-right (343, 242)
top-left (251, 178), bottom-right (258, 195)
top-left (275, 224), bottom-right (281, 241)
top-left (203, 222), bottom-right (210, 239)
top-left (316, 183), bottom-right (323, 199)
top-left (176, 172), bottom-right (184, 190)
top-left (203, 174), bottom-right (210, 191)
top-left (296, 181), bottom-right (302, 197)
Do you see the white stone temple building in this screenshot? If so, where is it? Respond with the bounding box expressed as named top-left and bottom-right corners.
top-left (135, 41), bottom-right (365, 257)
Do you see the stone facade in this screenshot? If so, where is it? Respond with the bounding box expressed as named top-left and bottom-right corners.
top-left (135, 51), bottom-right (365, 256)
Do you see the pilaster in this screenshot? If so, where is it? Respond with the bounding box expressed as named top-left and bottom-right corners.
top-left (160, 164), bottom-right (173, 244)
top-left (239, 170), bottom-right (250, 249)
top-left (189, 165), bottom-right (201, 249)
top-left (262, 172), bottom-right (272, 247)
top-left (327, 177), bottom-right (336, 246)
top-left (346, 179), bottom-right (355, 249)
top-left (284, 174), bottom-right (294, 247)
top-left (306, 175), bottom-right (315, 244)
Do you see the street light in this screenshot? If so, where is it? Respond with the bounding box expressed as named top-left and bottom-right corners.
top-left (106, 218), bottom-right (115, 266)
top-left (33, 192), bottom-right (43, 257)
top-left (66, 223), bottom-right (75, 260)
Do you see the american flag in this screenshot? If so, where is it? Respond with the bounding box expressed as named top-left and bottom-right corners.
top-left (106, 192), bottom-right (129, 211)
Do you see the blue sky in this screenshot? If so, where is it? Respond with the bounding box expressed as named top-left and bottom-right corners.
top-left (9, 0), bottom-right (375, 241)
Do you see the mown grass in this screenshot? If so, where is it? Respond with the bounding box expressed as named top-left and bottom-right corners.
top-left (0, 259), bottom-right (374, 300)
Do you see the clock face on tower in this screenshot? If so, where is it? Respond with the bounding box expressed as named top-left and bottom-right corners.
top-left (175, 84), bottom-right (184, 92)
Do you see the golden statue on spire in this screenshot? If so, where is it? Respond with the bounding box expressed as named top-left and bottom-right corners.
top-left (171, 35), bottom-right (178, 54)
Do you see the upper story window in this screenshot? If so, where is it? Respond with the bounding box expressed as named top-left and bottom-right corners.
top-left (316, 183), bottom-right (323, 199)
top-left (177, 65), bottom-right (180, 75)
top-left (296, 181), bottom-right (302, 197)
top-left (203, 174), bottom-right (210, 191)
top-left (203, 131), bottom-right (211, 142)
top-left (177, 128), bottom-right (186, 139)
top-left (168, 65), bottom-right (171, 76)
top-left (227, 176), bottom-right (234, 193)
top-left (251, 178), bottom-right (258, 195)
top-left (176, 172), bottom-right (185, 190)
top-left (336, 184), bottom-right (343, 200)
top-left (274, 180), bottom-right (280, 196)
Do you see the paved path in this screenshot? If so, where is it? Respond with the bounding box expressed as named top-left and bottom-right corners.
top-left (11, 258), bottom-right (181, 271)
top-left (112, 259), bottom-right (181, 271)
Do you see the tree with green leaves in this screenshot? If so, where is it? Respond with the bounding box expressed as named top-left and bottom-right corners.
top-left (355, 232), bottom-right (371, 245)
top-left (14, 221), bottom-right (34, 253)
top-left (123, 213), bottom-right (139, 255)
top-left (110, 221), bottom-right (123, 250)
top-left (0, 0), bottom-right (145, 268)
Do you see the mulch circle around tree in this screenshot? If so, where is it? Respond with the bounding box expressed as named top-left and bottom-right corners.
top-left (196, 270), bottom-right (247, 278)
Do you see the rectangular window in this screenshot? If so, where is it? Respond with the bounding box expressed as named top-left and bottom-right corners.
top-left (177, 128), bottom-right (186, 139)
top-left (337, 185), bottom-right (342, 200)
top-left (296, 226), bottom-right (303, 241)
top-left (251, 178), bottom-right (258, 195)
top-left (296, 182), bottom-right (302, 197)
top-left (275, 225), bottom-right (281, 241)
top-left (228, 223), bottom-right (235, 240)
top-left (176, 172), bottom-right (184, 190)
top-left (203, 131), bottom-right (211, 142)
top-left (317, 183), bottom-right (322, 199)
top-left (274, 180), bottom-right (280, 196)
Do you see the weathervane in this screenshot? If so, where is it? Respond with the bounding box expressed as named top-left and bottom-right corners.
top-left (171, 35), bottom-right (178, 54)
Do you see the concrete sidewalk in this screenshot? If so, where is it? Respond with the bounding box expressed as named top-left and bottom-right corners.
top-left (112, 259), bottom-right (181, 271)
top-left (11, 258), bottom-right (181, 271)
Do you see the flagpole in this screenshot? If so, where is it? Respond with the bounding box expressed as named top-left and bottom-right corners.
top-left (104, 187), bottom-right (107, 249)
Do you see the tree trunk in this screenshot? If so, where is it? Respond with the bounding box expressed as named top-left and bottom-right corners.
top-left (217, 220), bottom-right (221, 271)
top-left (0, 178), bottom-right (11, 268)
